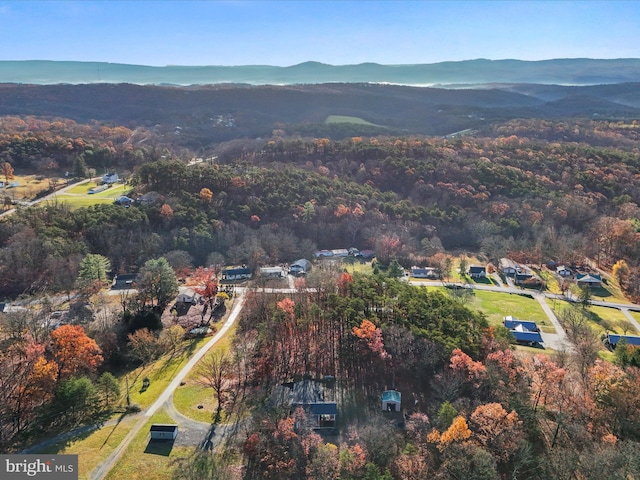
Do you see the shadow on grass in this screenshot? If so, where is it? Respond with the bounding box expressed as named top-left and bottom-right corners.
top-left (590, 286), bottom-right (613, 299)
top-left (23, 408), bottom-right (116, 454)
top-left (472, 276), bottom-right (493, 285)
top-left (100, 412), bottom-right (130, 449)
top-left (144, 439), bottom-right (175, 456)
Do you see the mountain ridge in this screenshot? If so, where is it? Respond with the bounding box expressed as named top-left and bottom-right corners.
top-left (1, 58), bottom-right (640, 86)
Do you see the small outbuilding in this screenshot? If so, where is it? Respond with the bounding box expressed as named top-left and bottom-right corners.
top-left (149, 424), bottom-right (178, 440)
top-left (260, 266), bottom-right (286, 278)
top-left (382, 390), bottom-right (401, 412)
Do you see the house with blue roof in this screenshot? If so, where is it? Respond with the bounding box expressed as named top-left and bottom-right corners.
top-left (503, 316), bottom-right (543, 346)
top-left (606, 334), bottom-right (640, 349)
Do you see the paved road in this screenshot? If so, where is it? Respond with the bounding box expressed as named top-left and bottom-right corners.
top-left (90, 290), bottom-right (246, 480)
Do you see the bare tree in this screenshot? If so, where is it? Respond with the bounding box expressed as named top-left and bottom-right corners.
top-left (197, 351), bottom-right (231, 422)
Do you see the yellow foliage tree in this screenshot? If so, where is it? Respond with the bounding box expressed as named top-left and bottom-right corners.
top-left (199, 187), bottom-right (213, 203)
top-left (612, 259), bottom-right (630, 286)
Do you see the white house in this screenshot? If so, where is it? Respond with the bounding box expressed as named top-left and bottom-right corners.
top-left (101, 172), bottom-right (119, 184)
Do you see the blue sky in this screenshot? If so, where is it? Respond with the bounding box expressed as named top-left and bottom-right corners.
top-left (1, 0), bottom-right (639, 66)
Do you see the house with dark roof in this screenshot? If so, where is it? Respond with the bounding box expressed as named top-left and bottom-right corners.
top-left (272, 379), bottom-right (338, 434)
top-left (221, 267), bottom-right (252, 281)
top-left (111, 273), bottom-right (137, 290)
top-left (503, 316), bottom-right (539, 332)
top-left (149, 424), bottom-right (178, 440)
top-left (468, 265), bottom-right (486, 278)
top-left (499, 258), bottom-right (519, 276)
top-left (576, 273), bottom-right (602, 288)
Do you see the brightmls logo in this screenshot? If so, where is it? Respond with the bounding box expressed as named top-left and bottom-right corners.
top-left (1, 455), bottom-right (77, 479)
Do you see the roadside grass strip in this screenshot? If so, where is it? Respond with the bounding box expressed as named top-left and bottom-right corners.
top-left (34, 416), bottom-right (138, 480)
top-left (104, 409), bottom-right (194, 480)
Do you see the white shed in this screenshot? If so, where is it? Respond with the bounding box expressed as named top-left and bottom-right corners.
top-left (150, 424), bottom-right (178, 440)
top-left (382, 390), bottom-right (401, 412)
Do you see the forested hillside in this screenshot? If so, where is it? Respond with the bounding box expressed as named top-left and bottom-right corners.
top-left (2, 116), bottom-right (640, 299)
top-left (1, 86), bottom-right (640, 477)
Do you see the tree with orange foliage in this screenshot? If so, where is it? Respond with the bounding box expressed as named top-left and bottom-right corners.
top-left (0, 160), bottom-right (14, 184)
top-left (199, 187), bottom-right (213, 203)
top-left (428, 415), bottom-right (472, 450)
top-left (160, 203), bottom-right (174, 219)
top-left (50, 325), bottom-right (103, 380)
top-left (337, 272), bottom-right (353, 295)
top-left (469, 402), bottom-right (522, 460)
top-left (352, 319), bottom-right (388, 360)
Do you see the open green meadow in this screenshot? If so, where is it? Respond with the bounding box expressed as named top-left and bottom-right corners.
top-left (48, 183), bottom-right (132, 209)
top-left (467, 290), bottom-right (552, 330)
top-left (35, 416), bottom-right (139, 480)
top-left (548, 301), bottom-right (636, 337)
top-left (325, 115), bottom-right (381, 126)
top-left (172, 324), bottom-right (237, 423)
top-left (105, 410), bottom-right (194, 480)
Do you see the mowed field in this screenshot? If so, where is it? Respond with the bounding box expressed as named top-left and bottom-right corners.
top-left (325, 114), bottom-right (382, 126)
top-left (49, 182), bottom-right (131, 208)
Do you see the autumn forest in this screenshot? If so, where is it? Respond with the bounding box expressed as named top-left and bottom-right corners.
top-left (1, 81), bottom-right (640, 479)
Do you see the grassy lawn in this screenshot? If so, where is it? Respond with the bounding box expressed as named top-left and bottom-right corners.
top-left (50, 183), bottom-right (132, 209)
top-left (1, 174), bottom-right (51, 201)
top-left (172, 324), bottom-right (237, 423)
top-left (105, 410), bottom-right (194, 480)
top-left (325, 115), bottom-right (381, 126)
top-left (467, 290), bottom-right (551, 329)
top-left (630, 311), bottom-right (640, 325)
top-left (539, 270), bottom-right (561, 294)
top-left (34, 416), bottom-right (138, 480)
top-left (549, 301), bottom-right (635, 336)
top-left (344, 260), bottom-right (374, 275)
top-left (120, 337), bottom-right (209, 410)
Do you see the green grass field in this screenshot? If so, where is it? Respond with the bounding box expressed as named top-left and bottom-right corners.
top-left (548, 300), bottom-right (636, 337)
top-left (467, 290), bottom-right (553, 330)
top-left (120, 337), bottom-right (209, 410)
top-left (35, 416), bottom-right (138, 480)
top-left (48, 183), bottom-right (132, 209)
top-left (105, 409), bottom-right (194, 480)
top-left (172, 324), bottom-right (237, 423)
top-left (324, 115), bottom-right (381, 126)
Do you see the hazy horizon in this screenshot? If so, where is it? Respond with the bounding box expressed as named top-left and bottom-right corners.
top-left (1, 1), bottom-right (639, 67)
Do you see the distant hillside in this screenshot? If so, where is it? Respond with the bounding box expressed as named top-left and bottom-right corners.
top-left (1, 58), bottom-right (640, 86)
top-left (1, 82), bottom-right (639, 144)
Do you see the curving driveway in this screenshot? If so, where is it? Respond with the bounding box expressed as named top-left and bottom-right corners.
top-left (89, 290), bottom-right (245, 480)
